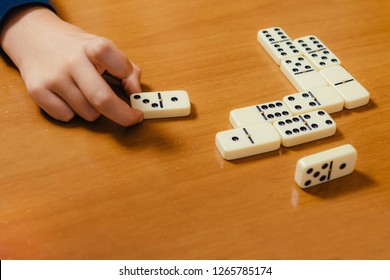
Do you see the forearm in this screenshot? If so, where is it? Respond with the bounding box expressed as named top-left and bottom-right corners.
top-left (0, 5), bottom-right (84, 70)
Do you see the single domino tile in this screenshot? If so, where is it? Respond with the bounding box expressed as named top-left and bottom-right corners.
top-left (229, 100), bottom-right (292, 128)
top-left (215, 123), bottom-right (281, 160)
top-left (130, 90), bottom-right (191, 119)
top-left (280, 56), bottom-right (328, 91)
top-left (282, 86), bottom-right (344, 115)
top-left (319, 65), bottom-right (370, 109)
top-left (293, 35), bottom-right (341, 70)
top-left (257, 27), bottom-right (301, 65)
top-left (273, 110), bottom-right (336, 147)
top-left (294, 144), bottom-right (357, 188)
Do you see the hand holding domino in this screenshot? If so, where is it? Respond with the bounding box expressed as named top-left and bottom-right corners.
top-left (130, 90), bottom-right (191, 119)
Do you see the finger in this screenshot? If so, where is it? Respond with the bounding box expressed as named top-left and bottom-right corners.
top-left (51, 77), bottom-right (101, 122)
top-left (28, 87), bottom-right (75, 122)
top-left (84, 37), bottom-right (132, 79)
top-left (122, 62), bottom-right (142, 95)
top-left (73, 60), bottom-right (144, 126)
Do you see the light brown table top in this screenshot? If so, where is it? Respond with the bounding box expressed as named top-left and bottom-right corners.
top-left (1, 0), bottom-right (389, 259)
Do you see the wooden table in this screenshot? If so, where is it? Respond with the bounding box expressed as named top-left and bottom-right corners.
top-left (1, 0), bottom-right (389, 259)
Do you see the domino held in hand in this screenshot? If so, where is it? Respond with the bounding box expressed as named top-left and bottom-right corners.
top-left (130, 90), bottom-right (191, 119)
top-left (295, 144), bottom-right (357, 188)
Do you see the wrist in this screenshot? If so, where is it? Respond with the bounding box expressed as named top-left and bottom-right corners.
top-left (0, 6), bottom-right (58, 67)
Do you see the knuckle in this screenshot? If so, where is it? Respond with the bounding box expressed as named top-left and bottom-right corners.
top-left (26, 82), bottom-right (46, 100)
top-left (88, 37), bottom-right (114, 58)
top-left (90, 91), bottom-right (112, 110)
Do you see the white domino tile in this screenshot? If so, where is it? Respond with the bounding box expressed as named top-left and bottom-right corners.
top-left (294, 35), bottom-right (341, 70)
top-left (215, 123), bottom-right (281, 160)
top-left (273, 110), bottom-right (337, 147)
top-left (319, 65), bottom-right (370, 109)
top-left (295, 144), bottom-right (357, 188)
top-left (282, 86), bottom-right (344, 115)
top-left (229, 100), bottom-right (292, 128)
top-left (130, 90), bottom-right (191, 119)
top-left (280, 56), bottom-right (329, 91)
top-left (257, 27), bottom-right (301, 65)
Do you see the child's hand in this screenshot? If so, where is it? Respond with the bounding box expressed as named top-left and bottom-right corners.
top-left (0, 6), bottom-right (144, 126)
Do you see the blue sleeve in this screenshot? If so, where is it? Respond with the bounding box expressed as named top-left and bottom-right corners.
top-left (0, 1), bottom-right (55, 23)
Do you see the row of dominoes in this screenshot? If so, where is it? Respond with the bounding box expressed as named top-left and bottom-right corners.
top-left (258, 27), bottom-right (370, 108)
top-left (229, 27), bottom-right (370, 130)
top-left (215, 27), bottom-right (368, 160)
top-left (215, 27), bottom-right (365, 187)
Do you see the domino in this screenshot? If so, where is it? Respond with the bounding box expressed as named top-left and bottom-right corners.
top-left (130, 90), bottom-right (191, 119)
top-left (282, 86), bottom-right (344, 115)
top-left (215, 123), bottom-right (281, 160)
top-left (319, 65), bottom-right (370, 109)
top-left (273, 110), bottom-right (336, 147)
top-left (257, 27), bottom-right (301, 65)
top-left (294, 35), bottom-right (341, 70)
top-left (280, 56), bottom-right (329, 91)
top-left (294, 144), bottom-right (358, 188)
top-left (229, 100), bottom-right (292, 128)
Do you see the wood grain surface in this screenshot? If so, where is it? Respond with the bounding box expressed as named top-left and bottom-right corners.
top-left (0, 0), bottom-right (389, 259)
